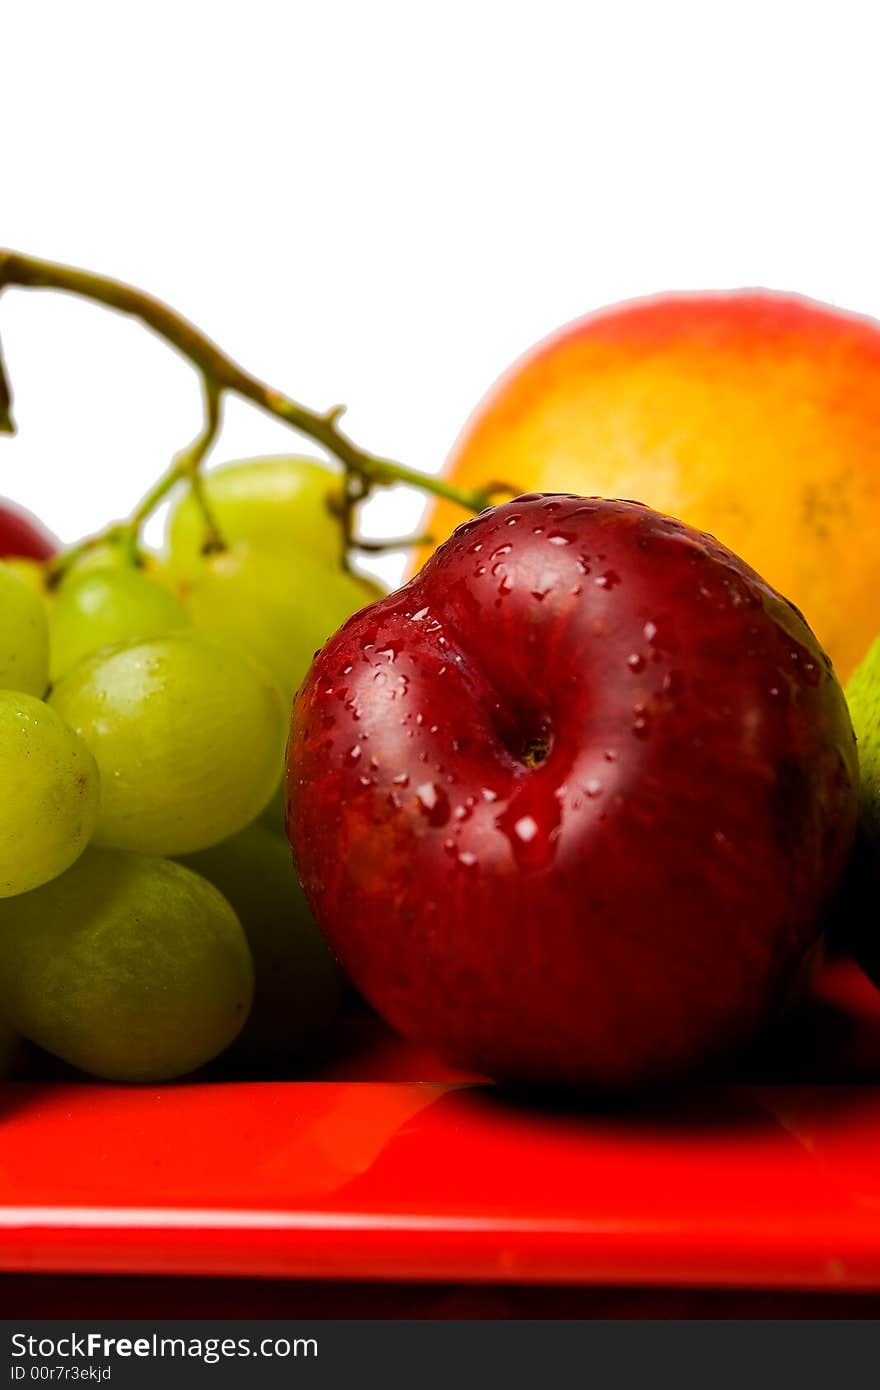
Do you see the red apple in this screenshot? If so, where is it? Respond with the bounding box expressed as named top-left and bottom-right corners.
top-left (0, 498), bottom-right (56, 560)
top-left (286, 495), bottom-right (858, 1087)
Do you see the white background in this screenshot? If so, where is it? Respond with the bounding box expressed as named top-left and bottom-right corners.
top-left (3, 1), bottom-right (879, 585)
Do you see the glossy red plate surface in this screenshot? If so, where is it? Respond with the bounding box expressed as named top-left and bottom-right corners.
top-left (2, 958), bottom-right (880, 1289)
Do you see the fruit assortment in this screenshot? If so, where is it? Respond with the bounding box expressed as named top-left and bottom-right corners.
top-left (1, 259), bottom-right (879, 1092)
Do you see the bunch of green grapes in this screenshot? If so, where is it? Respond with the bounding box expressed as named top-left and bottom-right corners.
top-left (0, 457), bottom-right (377, 1083)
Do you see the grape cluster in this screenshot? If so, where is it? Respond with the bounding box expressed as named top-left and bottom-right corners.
top-left (0, 457), bottom-right (368, 1082)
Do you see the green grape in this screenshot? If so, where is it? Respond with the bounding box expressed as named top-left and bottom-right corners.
top-left (2, 557), bottom-right (52, 601)
top-left (178, 823), bottom-right (343, 1067)
top-left (0, 564), bottom-right (50, 696)
top-left (166, 456), bottom-right (344, 581)
top-left (49, 565), bottom-right (190, 681)
top-left (0, 692), bottom-right (100, 898)
top-left (183, 546), bottom-right (380, 702)
top-left (49, 632), bottom-right (287, 855)
top-left (58, 541), bottom-right (168, 579)
top-left (0, 848), bottom-right (254, 1082)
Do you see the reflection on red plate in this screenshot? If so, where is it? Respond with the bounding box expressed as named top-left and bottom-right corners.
top-left (2, 959), bottom-right (880, 1288)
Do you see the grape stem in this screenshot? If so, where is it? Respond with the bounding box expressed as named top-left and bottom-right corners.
top-left (0, 249), bottom-right (514, 570)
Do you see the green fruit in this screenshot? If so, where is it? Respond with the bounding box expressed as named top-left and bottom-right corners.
top-left (167, 456), bottom-right (343, 581)
top-left (183, 546), bottom-right (379, 702)
top-left (178, 823), bottom-right (343, 1067)
top-left (2, 557), bottom-right (52, 602)
top-left (0, 691), bottom-right (100, 898)
top-left (49, 632), bottom-right (287, 855)
top-left (49, 565), bottom-right (190, 682)
top-left (848, 639), bottom-right (880, 846)
top-left (845, 643), bottom-right (880, 984)
top-left (0, 848), bottom-right (253, 1081)
top-left (58, 542), bottom-right (167, 580)
top-left (0, 563), bottom-right (50, 696)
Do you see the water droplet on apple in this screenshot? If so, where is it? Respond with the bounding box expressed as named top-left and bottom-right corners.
top-left (547, 531), bottom-right (574, 546)
top-left (801, 659), bottom-right (821, 687)
top-left (627, 653), bottom-right (645, 672)
top-left (585, 779), bottom-right (602, 798)
top-left (595, 570), bottom-right (621, 589)
top-left (644, 621), bottom-right (658, 641)
top-left (348, 745), bottom-right (362, 762)
top-left (497, 797), bottom-right (560, 869)
top-left (416, 781), bottom-right (450, 826)
top-left (490, 544), bottom-right (512, 560)
top-left (411, 607), bottom-right (429, 621)
top-left (531, 575), bottom-right (555, 601)
top-left (514, 815), bottom-right (538, 842)
top-left (392, 773), bottom-right (409, 786)
top-left (505, 515), bottom-right (520, 526)
top-left (481, 787), bottom-right (498, 802)
top-left (497, 574), bottom-right (514, 595)
top-left (458, 850), bottom-right (478, 867)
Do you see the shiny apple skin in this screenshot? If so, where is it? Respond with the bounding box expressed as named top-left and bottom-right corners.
top-left (287, 495), bottom-right (858, 1088)
top-left (0, 499), bottom-right (56, 560)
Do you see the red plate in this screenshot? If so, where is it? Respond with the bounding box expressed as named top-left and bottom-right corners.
top-left (2, 958), bottom-right (880, 1289)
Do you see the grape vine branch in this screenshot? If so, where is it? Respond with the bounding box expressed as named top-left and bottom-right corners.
top-left (0, 250), bottom-right (513, 575)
